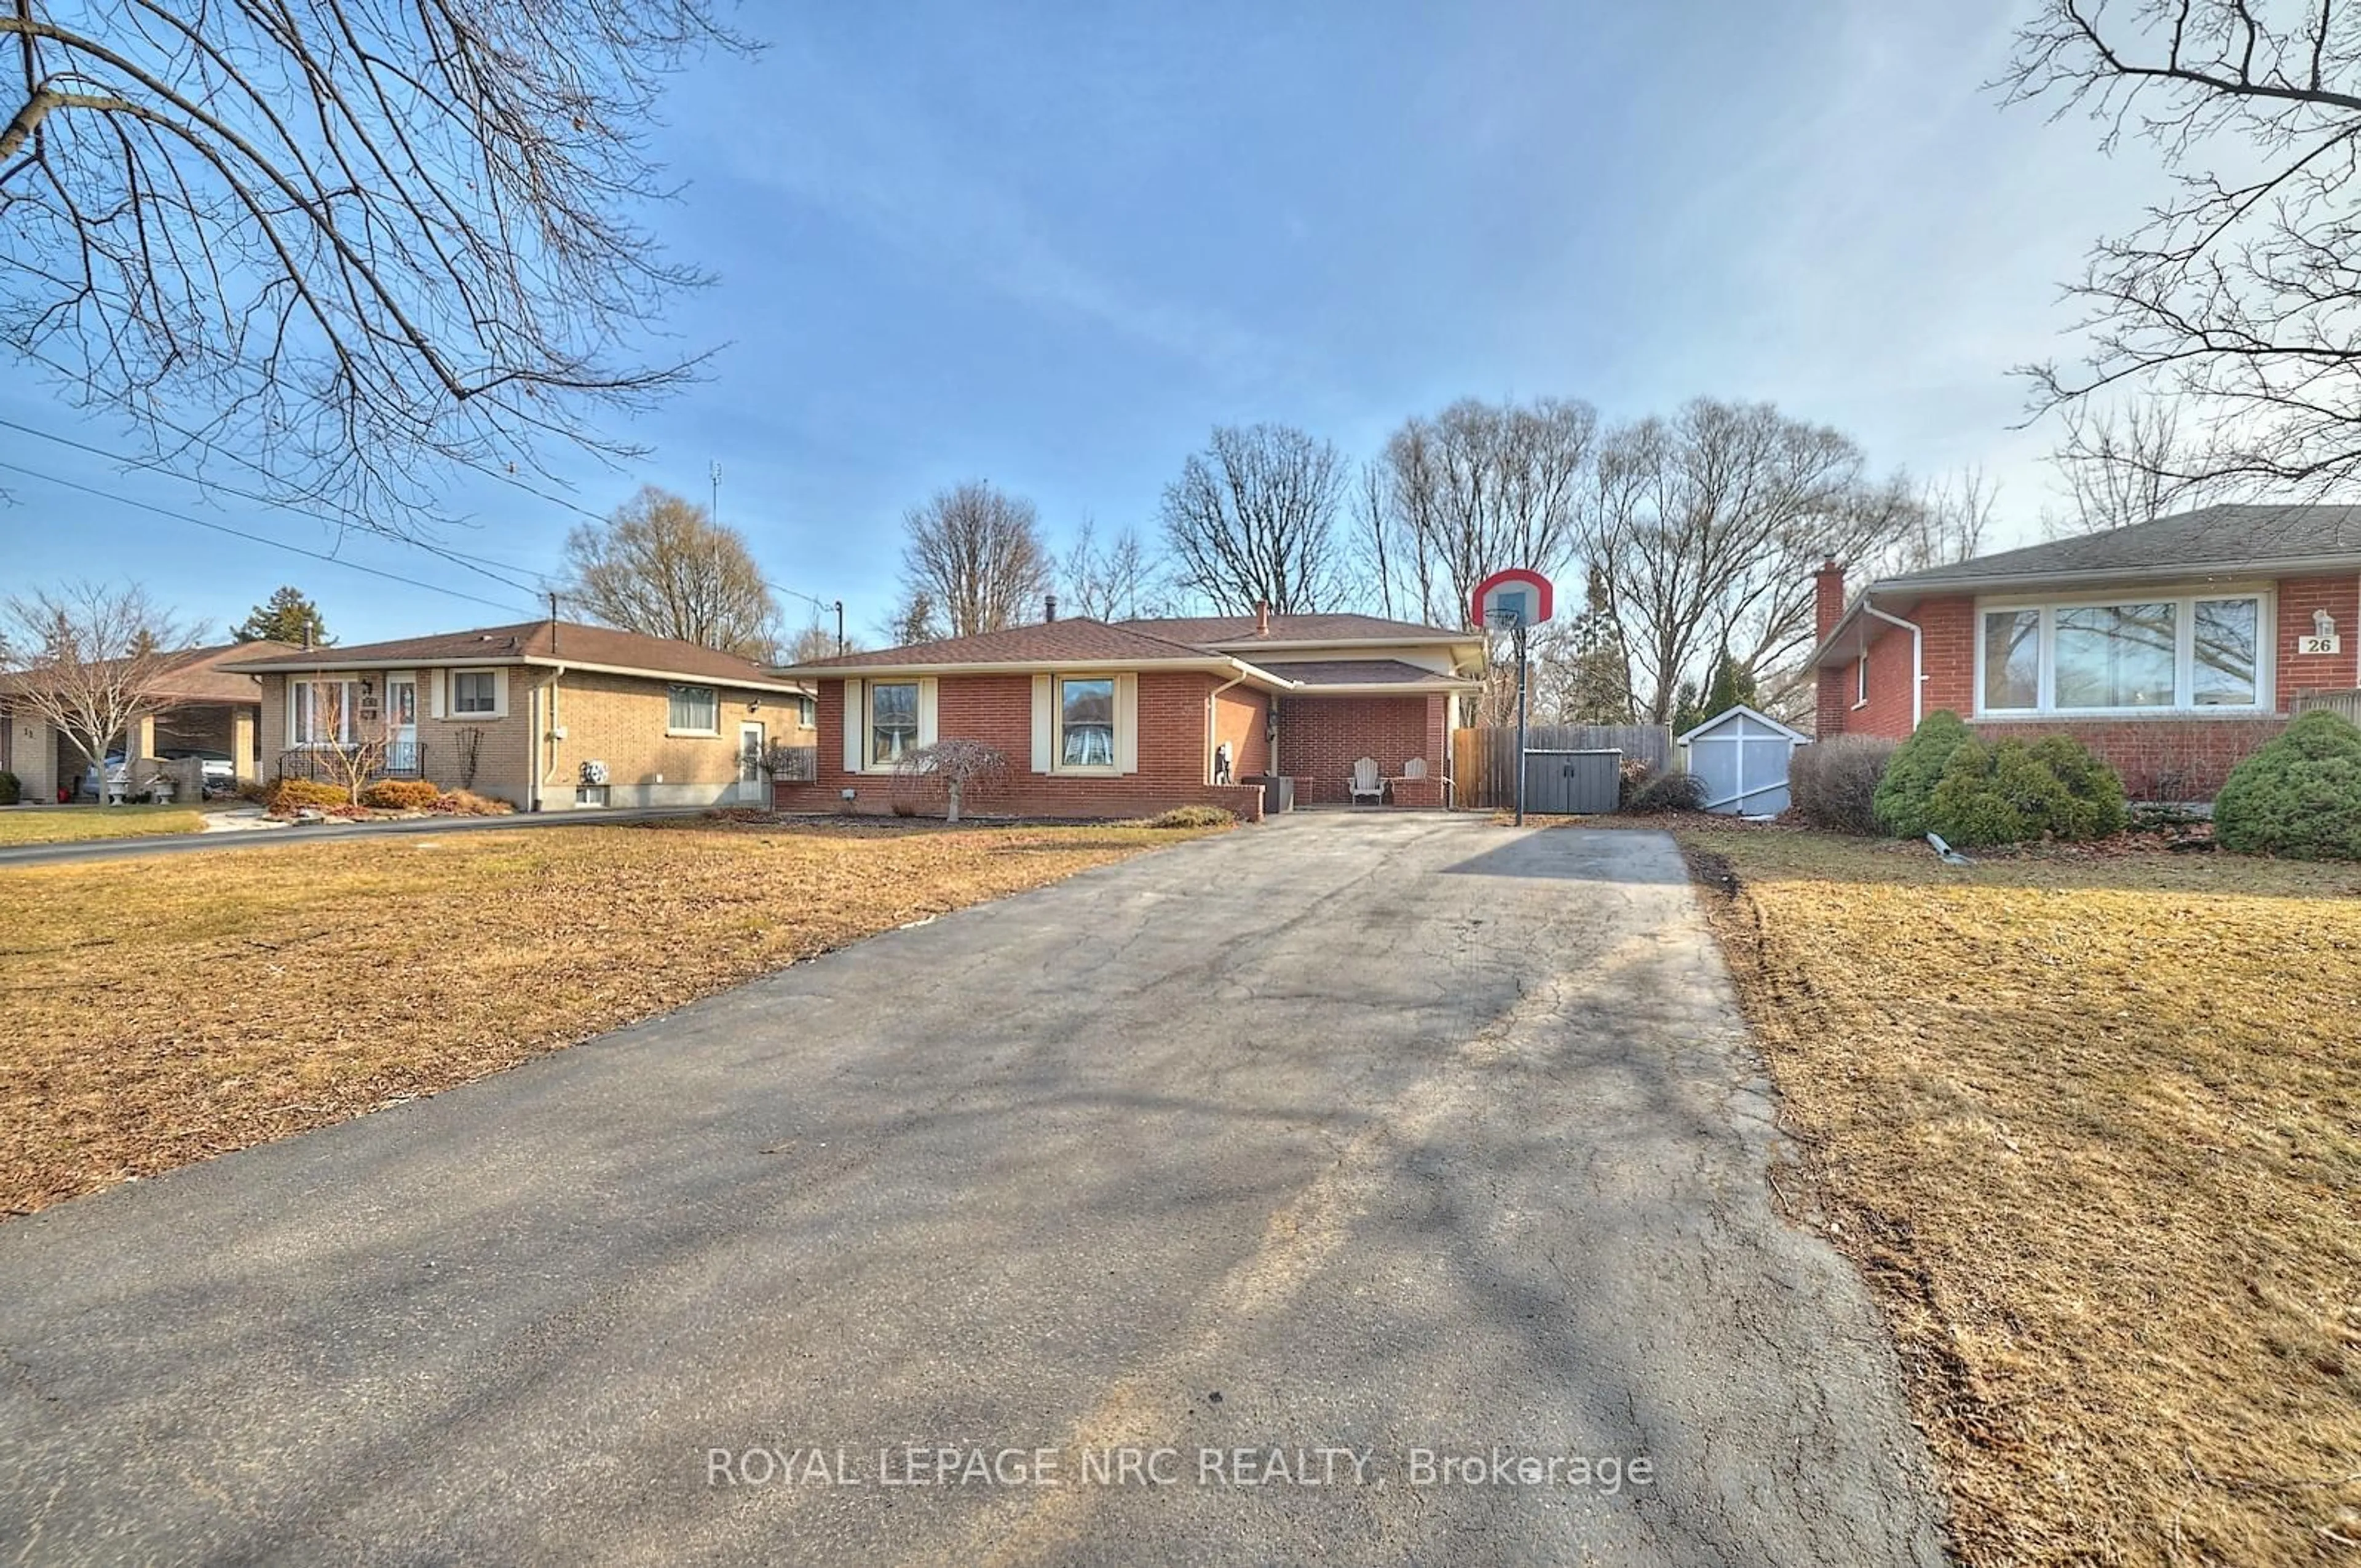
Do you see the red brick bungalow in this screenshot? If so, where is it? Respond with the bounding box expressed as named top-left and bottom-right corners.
top-left (772, 607), bottom-right (1484, 821)
top-left (1807, 505), bottom-right (2361, 799)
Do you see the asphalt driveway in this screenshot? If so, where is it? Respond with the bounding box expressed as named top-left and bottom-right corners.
top-left (0, 814), bottom-right (1947, 1566)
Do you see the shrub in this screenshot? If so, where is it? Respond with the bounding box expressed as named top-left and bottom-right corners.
top-left (0, 769), bottom-right (17, 806)
top-left (360, 778), bottom-right (441, 811)
top-left (265, 777), bottom-right (352, 814)
top-left (235, 779), bottom-right (274, 804)
top-left (1874, 710), bottom-right (1974, 838)
top-left (1149, 805), bottom-right (1234, 829)
top-left (1624, 769), bottom-right (1708, 814)
top-left (2213, 709), bottom-right (2361, 860)
top-left (1616, 758), bottom-right (1655, 809)
top-left (1922, 735), bottom-right (2127, 847)
top-left (1787, 736), bottom-right (1896, 834)
top-left (429, 788), bottom-right (513, 816)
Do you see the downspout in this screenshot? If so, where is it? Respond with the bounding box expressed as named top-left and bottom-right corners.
top-left (539, 666), bottom-right (566, 810)
top-left (1861, 599), bottom-right (1924, 730)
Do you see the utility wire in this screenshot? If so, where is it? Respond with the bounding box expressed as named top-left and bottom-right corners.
top-left (0, 457), bottom-right (541, 616)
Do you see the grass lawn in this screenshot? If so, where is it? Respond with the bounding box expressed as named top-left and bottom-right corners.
top-left (0, 816), bottom-right (1219, 1218)
top-left (1682, 827), bottom-right (2361, 1567)
top-left (0, 804), bottom-right (209, 845)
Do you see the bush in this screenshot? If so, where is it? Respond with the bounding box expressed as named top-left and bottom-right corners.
top-left (265, 777), bottom-right (351, 814)
top-left (360, 778), bottom-right (441, 811)
top-left (1874, 711), bottom-right (1974, 838)
top-left (1922, 735), bottom-right (2127, 847)
top-left (2213, 709), bottom-right (2361, 860)
top-left (1787, 736), bottom-right (1896, 834)
top-left (235, 779), bottom-right (274, 804)
top-left (0, 769), bottom-right (17, 806)
top-left (1148, 805), bottom-right (1234, 829)
top-left (429, 788), bottom-right (513, 816)
top-left (1616, 758), bottom-right (1655, 809)
top-left (1624, 769), bottom-right (1708, 814)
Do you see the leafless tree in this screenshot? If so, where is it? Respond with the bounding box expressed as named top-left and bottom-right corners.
top-left (892, 738), bottom-right (1007, 823)
top-left (1882, 466), bottom-right (2000, 573)
top-left (0, 581), bottom-right (198, 798)
top-left (882, 588), bottom-right (941, 648)
top-left (1358, 396), bottom-right (1597, 628)
top-left (1058, 518), bottom-right (1157, 621)
top-left (1579, 399), bottom-right (1910, 726)
top-left (783, 618), bottom-right (850, 664)
top-left (318, 736), bottom-right (388, 806)
top-left (2043, 400), bottom-right (2206, 535)
top-left (563, 487), bottom-right (781, 661)
top-left (1160, 424), bottom-right (1346, 614)
top-left (2003, 1), bottom-right (2361, 495)
top-left (900, 481), bottom-right (1053, 639)
top-left (0, 2), bottom-right (750, 532)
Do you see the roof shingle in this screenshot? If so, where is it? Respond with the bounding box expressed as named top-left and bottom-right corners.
top-left (1878, 503), bottom-right (2361, 590)
top-left (221, 620), bottom-right (796, 688)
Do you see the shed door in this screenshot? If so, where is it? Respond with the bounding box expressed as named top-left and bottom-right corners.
top-left (1522, 749), bottom-right (1621, 814)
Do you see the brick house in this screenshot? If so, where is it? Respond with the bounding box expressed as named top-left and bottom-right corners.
top-left (1807, 505), bottom-right (2361, 798)
top-left (224, 620), bottom-right (816, 811)
top-left (772, 606), bottom-right (1484, 821)
top-left (1, 640), bottom-right (290, 802)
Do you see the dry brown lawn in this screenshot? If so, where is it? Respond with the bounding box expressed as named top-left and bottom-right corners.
top-left (1682, 827), bottom-right (2361, 1567)
top-left (0, 816), bottom-right (1217, 1218)
top-left (0, 804), bottom-right (208, 845)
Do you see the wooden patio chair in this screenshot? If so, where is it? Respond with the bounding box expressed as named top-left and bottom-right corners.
top-left (1349, 756), bottom-right (1385, 806)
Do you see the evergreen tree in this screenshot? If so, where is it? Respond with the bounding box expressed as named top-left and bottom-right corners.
top-left (235, 586), bottom-right (331, 646)
top-left (1699, 647), bottom-right (1757, 719)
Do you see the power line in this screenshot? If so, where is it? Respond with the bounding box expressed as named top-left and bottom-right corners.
top-left (0, 457), bottom-right (540, 617)
top-left (0, 414), bottom-right (553, 599)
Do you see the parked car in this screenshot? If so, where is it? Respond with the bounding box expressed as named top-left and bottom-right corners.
top-left (79, 754), bottom-right (129, 798)
top-left (157, 747), bottom-right (237, 786)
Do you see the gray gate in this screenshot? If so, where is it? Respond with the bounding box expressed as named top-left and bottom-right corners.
top-left (1521, 748), bottom-right (1621, 814)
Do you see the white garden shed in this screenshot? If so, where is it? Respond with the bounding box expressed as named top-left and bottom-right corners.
top-left (1676, 705), bottom-right (1810, 816)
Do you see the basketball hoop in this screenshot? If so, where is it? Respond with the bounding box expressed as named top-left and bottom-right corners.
top-left (1470, 569), bottom-right (1554, 826)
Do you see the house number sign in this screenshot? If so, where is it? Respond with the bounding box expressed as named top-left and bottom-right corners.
top-left (2298, 634), bottom-right (2343, 655)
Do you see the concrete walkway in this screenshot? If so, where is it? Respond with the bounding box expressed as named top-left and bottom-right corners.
top-left (0, 815), bottom-right (1947, 1566)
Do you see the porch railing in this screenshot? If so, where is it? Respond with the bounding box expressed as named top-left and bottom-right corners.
top-left (767, 744), bottom-right (820, 782)
top-left (276, 741), bottom-right (428, 782)
top-left (2295, 688), bottom-right (2361, 723)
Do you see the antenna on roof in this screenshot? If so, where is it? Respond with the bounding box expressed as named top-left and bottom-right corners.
top-left (710, 459), bottom-right (722, 524)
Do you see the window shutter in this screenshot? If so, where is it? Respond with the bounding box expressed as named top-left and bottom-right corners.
top-left (842, 679), bottom-right (864, 774)
top-left (1030, 675), bottom-right (1053, 773)
top-left (491, 668), bottom-right (507, 720)
top-left (1115, 674), bottom-right (1139, 774)
top-left (429, 670), bottom-right (445, 719)
top-left (917, 678), bottom-right (938, 747)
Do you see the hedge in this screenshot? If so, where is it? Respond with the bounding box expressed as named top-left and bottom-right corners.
top-left (1789, 736), bottom-right (1896, 834)
top-left (1923, 734), bottom-right (2127, 847)
top-left (2213, 709), bottom-right (2361, 860)
top-left (1873, 711), bottom-right (1972, 838)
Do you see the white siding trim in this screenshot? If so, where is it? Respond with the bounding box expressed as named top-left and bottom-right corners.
top-left (917, 677), bottom-right (938, 748)
top-left (1115, 673), bottom-right (1139, 774)
top-left (842, 678), bottom-right (865, 773)
top-left (1030, 675), bottom-right (1053, 773)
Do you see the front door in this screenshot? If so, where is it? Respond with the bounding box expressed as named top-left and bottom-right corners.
top-left (386, 676), bottom-right (419, 773)
top-left (738, 720), bottom-right (766, 804)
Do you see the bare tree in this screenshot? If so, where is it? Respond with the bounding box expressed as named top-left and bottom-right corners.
top-left (1160, 424), bottom-right (1347, 614)
top-left (1360, 396), bottom-right (1598, 628)
top-left (1883, 467), bottom-right (2001, 573)
top-left (783, 618), bottom-right (851, 664)
top-left (883, 589), bottom-right (941, 648)
top-left (1580, 400), bottom-right (1910, 726)
top-left (892, 739), bottom-right (1008, 823)
top-left (2003, 1), bottom-right (2361, 495)
top-left (900, 481), bottom-right (1053, 639)
top-left (0, 2), bottom-right (749, 531)
top-left (1059, 518), bottom-right (1157, 621)
top-left (2043, 400), bottom-right (2204, 535)
top-left (0, 581), bottom-right (198, 800)
top-left (563, 487), bottom-right (781, 661)
top-left (318, 736), bottom-right (389, 806)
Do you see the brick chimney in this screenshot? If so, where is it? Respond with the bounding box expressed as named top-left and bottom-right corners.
top-left (1813, 557), bottom-right (1846, 640)
top-left (1254, 600), bottom-right (1271, 637)
top-left (1044, 593), bottom-right (1058, 623)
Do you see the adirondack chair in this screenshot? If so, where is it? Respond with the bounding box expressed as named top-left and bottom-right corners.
top-left (1349, 756), bottom-right (1385, 805)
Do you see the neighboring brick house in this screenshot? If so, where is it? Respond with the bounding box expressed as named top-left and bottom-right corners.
top-left (1808, 505), bottom-right (2361, 799)
top-left (0, 641), bottom-right (288, 803)
top-left (223, 620), bottom-right (815, 811)
top-left (772, 605), bottom-right (1483, 821)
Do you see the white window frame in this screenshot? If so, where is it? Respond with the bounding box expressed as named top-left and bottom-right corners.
top-left (868, 680), bottom-right (921, 766)
top-left (1054, 674), bottom-right (1120, 775)
top-left (666, 683), bottom-right (721, 736)
top-left (449, 668), bottom-right (502, 718)
top-left (289, 678), bottom-right (358, 746)
top-left (1972, 586), bottom-right (2274, 719)
top-left (796, 694), bottom-right (817, 729)
top-left (1853, 653), bottom-right (1869, 709)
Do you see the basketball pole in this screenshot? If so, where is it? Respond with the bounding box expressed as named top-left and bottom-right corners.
top-left (1514, 619), bottom-right (1529, 827)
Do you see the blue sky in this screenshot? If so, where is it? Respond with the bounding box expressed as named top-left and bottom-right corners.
top-left (0, 2), bottom-right (2165, 647)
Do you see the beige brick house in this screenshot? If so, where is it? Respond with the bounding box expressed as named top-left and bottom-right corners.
top-left (224, 620), bottom-right (815, 811)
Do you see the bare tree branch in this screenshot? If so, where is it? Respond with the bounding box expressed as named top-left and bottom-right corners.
top-left (899, 481), bottom-right (1054, 640)
top-left (1159, 424), bottom-right (1346, 615)
top-left (0, 579), bottom-right (199, 794)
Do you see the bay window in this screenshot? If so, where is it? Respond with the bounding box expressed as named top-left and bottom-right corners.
top-left (1977, 593), bottom-right (2268, 715)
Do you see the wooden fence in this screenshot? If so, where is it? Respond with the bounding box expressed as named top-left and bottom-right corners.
top-left (1451, 724), bottom-right (1674, 810)
top-left (2295, 688), bottom-right (2361, 723)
